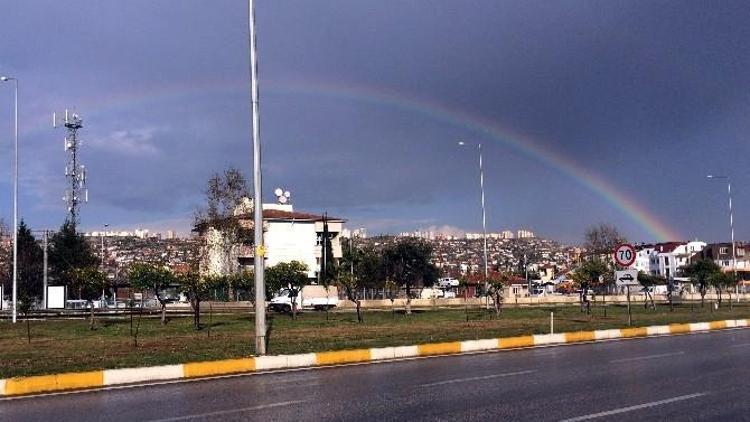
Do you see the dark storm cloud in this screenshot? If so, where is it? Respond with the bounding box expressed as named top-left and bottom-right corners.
top-left (0, 1), bottom-right (749, 242)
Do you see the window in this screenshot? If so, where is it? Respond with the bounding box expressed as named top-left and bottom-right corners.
top-left (720, 247), bottom-right (728, 255)
top-left (664, 257), bottom-right (669, 265)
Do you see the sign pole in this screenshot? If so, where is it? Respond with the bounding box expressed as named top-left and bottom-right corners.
top-left (627, 286), bottom-right (632, 326)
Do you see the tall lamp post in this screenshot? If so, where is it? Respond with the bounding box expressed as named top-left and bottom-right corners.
top-left (707, 175), bottom-right (739, 296)
top-left (458, 141), bottom-right (489, 304)
top-left (1, 76), bottom-right (18, 323)
top-left (248, 0), bottom-right (266, 355)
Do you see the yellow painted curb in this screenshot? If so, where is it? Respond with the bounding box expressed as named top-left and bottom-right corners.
top-left (316, 349), bottom-right (371, 365)
top-left (498, 335), bottom-right (535, 349)
top-left (5, 371), bottom-right (103, 396)
top-left (417, 341), bottom-right (461, 356)
top-left (620, 327), bottom-right (649, 338)
top-left (565, 331), bottom-right (596, 343)
top-left (669, 323), bottom-right (691, 334)
top-left (709, 320), bottom-right (727, 330)
top-left (183, 358), bottom-right (255, 378)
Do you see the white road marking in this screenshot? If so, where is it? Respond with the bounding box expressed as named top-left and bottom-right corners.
top-left (147, 400), bottom-right (307, 422)
top-left (417, 370), bottom-right (534, 388)
top-left (729, 342), bottom-right (750, 348)
top-left (559, 393), bottom-right (707, 422)
top-left (610, 351), bottom-right (684, 363)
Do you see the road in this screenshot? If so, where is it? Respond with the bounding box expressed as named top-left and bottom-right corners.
top-left (3, 328), bottom-right (750, 421)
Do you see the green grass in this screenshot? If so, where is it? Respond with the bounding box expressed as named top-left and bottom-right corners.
top-left (1, 301), bottom-right (748, 378)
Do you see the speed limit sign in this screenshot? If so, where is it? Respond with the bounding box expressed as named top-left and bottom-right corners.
top-left (613, 243), bottom-right (636, 266)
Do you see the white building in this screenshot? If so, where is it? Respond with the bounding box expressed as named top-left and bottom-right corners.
top-left (200, 201), bottom-right (345, 279)
top-left (517, 229), bottom-right (535, 239)
top-left (259, 204), bottom-right (344, 279)
top-left (632, 241), bottom-right (706, 280)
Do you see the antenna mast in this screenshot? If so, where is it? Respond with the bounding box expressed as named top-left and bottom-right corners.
top-left (54, 109), bottom-right (88, 229)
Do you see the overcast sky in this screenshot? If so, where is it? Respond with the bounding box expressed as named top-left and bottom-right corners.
top-left (1, 1), bottom-right (749, 244)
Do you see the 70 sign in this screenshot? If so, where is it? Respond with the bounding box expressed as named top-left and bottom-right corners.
top-left (613, 243), bottom-right (636, 267)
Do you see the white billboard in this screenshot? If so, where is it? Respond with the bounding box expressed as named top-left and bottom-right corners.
top-left (47, 286), bottom-right (66, 309)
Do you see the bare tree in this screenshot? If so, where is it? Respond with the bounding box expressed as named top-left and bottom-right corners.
top-left (194, 168), bottom-right (253, 277)
top-left (584, 223), bottom-right (627, 258)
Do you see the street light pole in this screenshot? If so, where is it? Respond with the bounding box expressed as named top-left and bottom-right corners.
top-left (459, 141), bottom-right (489, 305)
top-left (1, 76), bottom-right (18, 323)
top-left (248, 0), bottom-right (266, 355)
top-left (42, 230), bottom-right (48, 309)
top-left (101, 223), bottom-right (109, 305)
top-left (707, 175), bottom-right (739, 296)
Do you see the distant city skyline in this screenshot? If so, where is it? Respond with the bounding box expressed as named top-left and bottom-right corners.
top-left (1, 1), bottom-right (750, 244)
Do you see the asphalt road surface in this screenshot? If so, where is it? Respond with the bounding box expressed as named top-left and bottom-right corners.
top-left (3, 328), bottom-right (750, 421)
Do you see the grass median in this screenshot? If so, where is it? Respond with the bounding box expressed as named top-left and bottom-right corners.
top-left (1, 301), bottom-right (748, 378)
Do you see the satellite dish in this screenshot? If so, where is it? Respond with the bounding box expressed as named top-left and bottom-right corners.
top-left (278, 195), bottom-right (288, 204)
top-left (283, 191), bottom-right (291, 198)
top-left (274, 188), bottom-right (283, 196)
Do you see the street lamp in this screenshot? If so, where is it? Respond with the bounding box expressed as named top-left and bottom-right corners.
top-left (248, 0), bottom-right (266, 355)
top-left (458, 141), bottom-right (489, 304)
top-left (1, 76), bottom-right (18, 323)
top-left (707, 175), bottom-right (739, 296)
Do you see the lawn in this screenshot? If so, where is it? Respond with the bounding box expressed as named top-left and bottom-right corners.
top-left (1, 301), bottom-right (748, 378)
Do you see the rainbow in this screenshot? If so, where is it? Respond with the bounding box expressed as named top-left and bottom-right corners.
top-left (25, 79), bottom-right (682, 241)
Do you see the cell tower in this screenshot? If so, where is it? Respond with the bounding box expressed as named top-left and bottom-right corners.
top-left (53, 110), bottom-right (88, 228)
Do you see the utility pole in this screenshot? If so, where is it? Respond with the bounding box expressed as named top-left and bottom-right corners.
top-left (42, 230), bottom-right (48, 309)
top-left (248, 0), bottom-right (266, 355)
top-left (101, 223), bottom-right (108, 305)
top-left (1, 76), bottom-right (18, 323)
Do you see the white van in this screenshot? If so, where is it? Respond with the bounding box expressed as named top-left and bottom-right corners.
top-left (270, 284), bottom-right (339, 312)
top-left (437, 277), bottom-right (460, 289)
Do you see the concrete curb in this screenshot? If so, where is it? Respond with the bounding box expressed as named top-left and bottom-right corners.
top-left (2, 318), bottom-right (748, 397)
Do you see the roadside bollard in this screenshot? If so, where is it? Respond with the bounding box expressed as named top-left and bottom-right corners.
top-left (550, 311), bottom-right (554, 334)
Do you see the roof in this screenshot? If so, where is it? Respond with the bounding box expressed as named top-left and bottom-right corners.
top-left (261, 209), bottom-right (344, 221)
top-left (193, 210), bottom-right (344, 233)
top-left (233, 210), bottom-right (344, 222)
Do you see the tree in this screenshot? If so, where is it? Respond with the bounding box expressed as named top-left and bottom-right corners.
top-left (128, 263), bottom-right (175, 325)
top-left (681, 260), bottom-right (721, 308)
top-left (0, 218), bottom-right (10, 296)
top-left (319, 216), bottom-right (337, 320)
top-left (68, 267), bottom-right (108, 330)
top-left (571, 259), bottom-right (610, 314)
top-left (49, 219), bottom-right (99, 288)
top-left (583, 223), bottom-right (627, 258)
top-left (338, 243), bottom-right (383, 323)
top-left (227, 269), bottom-right (255, 303)
top-left (381, 238), bottom-right (438, 315)
top-left (18, 290), bottom-right (34, 343)
top-left (487, 273), bottom-right (510, 315)
top-left (637, 272), bottom-right (665, 310)
top-left (16, 220), bottom-right (44, 302)
top-left (176, 271), bottom-right (217, 329)
top-left (194, 168), bottom-right (253, 276)
top-left (709, 271), bottom-right (736, 309)
top-left (265, 261), bottom-right (309, 319)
